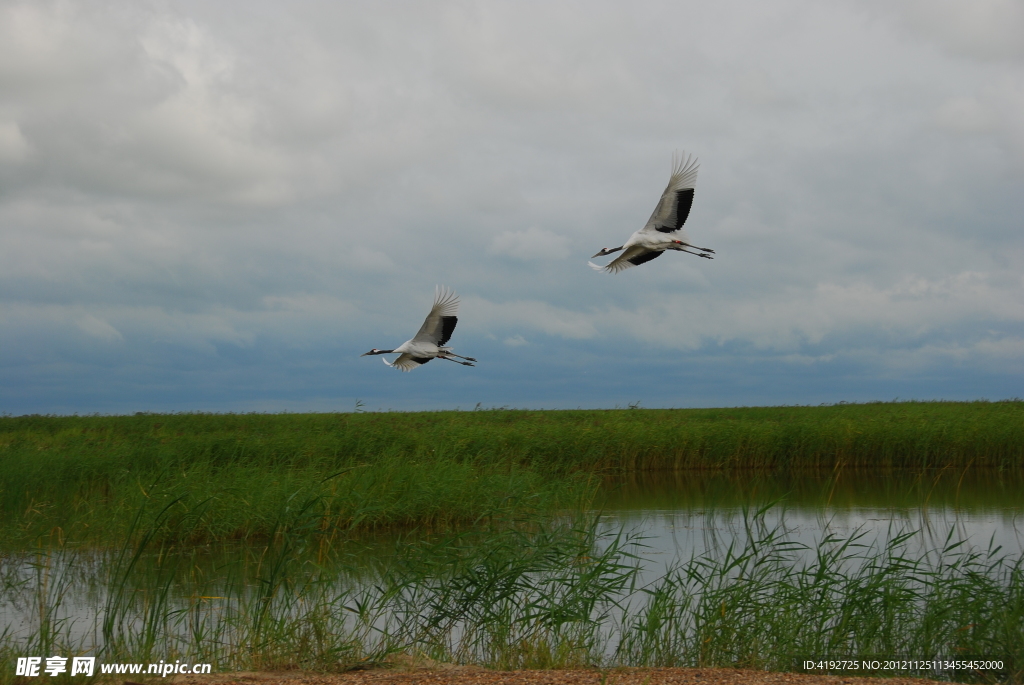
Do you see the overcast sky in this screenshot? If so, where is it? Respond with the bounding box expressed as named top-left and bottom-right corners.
top-left (2, 0), bottom-right (1023, 414)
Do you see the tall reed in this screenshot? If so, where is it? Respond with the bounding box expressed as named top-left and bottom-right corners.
top-left (2, 509), bottom-right (1021, 683)
top-left (618, 511), bottom-right (1024, 678)
top-left (2, 401), bottom-right (1022, 544)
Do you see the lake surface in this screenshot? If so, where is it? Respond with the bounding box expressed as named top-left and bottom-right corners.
top-left (595, 468), bottom-right (1024, 582)
top-left (3, 468), bottom-right (1023, 653)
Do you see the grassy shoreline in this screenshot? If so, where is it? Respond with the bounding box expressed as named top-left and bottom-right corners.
top-left (2, 400), bottom-right (1022, 544)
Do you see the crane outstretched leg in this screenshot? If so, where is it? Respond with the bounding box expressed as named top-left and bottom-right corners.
top-left (439, 348), bottom-right (476, 362)
top-left (675, 246), bottom-right (714, 259)
top-left (439, 355), bottom-right (475, 367)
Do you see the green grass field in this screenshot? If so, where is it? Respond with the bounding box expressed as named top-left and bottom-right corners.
top-left (2, 400), bottom-right (1022, 544)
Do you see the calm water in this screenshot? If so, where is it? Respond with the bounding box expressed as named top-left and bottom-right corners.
top-left (595, 468), bottom-right (1024, 580)
top-left (3, 468), bottom-right (1023, 650)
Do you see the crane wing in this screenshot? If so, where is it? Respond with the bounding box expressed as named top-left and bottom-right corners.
top-left (383, 354), bottom-right (432, 372)
top-left (641, 152), bottom-right (699, 235)
top-left (411, 286), bottom-right (460, 346)
top-left (588, 246), bottom-right (664, 274)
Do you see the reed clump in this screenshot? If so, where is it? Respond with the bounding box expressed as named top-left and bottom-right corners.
top-left (617, 516), bottom-right (1024, 675)
top-left (1, 511), bottom-right (1020, 683)
top-left (2, 400), bottom-right (1022, 544)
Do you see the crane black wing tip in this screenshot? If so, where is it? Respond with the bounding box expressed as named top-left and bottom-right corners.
top-left (438, 315), bottom-right (458, 346)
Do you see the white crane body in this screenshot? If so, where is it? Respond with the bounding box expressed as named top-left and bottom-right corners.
top-left (590, 152), bottom-right (714, 274)
top-left (361, 286), bottom-right (476, 372)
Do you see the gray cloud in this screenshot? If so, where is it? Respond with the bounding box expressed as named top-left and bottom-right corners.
top-left (2, 0), bottom-right (1022, 413)
top-left (875, 0), bottom-right (1024, 62)
top-left (489, 227), bottom-right (571, 260)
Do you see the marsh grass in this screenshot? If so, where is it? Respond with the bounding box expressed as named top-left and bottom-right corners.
top-left (617, 509), bottom-right (1024, 677)
top-left (2, 402), bottom-right (1022, 681)
top-left (2, 401), bottom-right (1022, 544)
top-left (1, 454), bottom-right (595, 545)
top-left (2, 507), bottom-right (1021, 684)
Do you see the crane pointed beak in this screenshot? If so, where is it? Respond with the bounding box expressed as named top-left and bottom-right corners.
top-left (360, 350), bottom-right (375, 356)
top-left (591, 249), bottom-right (607, 258)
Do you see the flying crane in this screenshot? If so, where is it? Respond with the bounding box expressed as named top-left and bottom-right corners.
top-left (590, 152), bottom-right (714, 273)
top-left (361, 286), bottom-right (476, 371)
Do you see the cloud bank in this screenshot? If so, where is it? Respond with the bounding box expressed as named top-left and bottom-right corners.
top-left (1, 0), bottom-right (1022, 413)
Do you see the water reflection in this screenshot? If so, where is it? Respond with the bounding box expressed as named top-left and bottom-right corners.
top-left (598, 468), bottom-right (1024, 514)
top-left (596, 468), bottom-right (1024, 579)
top-left (2, 468), bottom-right (1022, 656)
